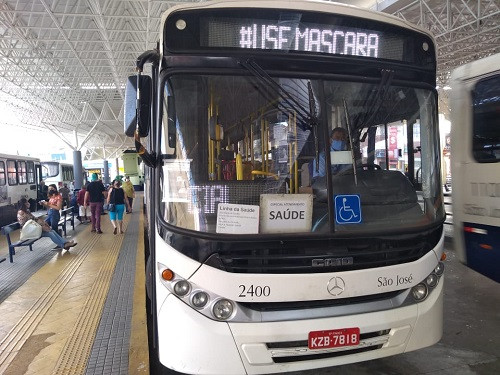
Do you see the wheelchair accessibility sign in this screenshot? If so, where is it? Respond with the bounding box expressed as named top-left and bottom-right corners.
top-left (334, 195), bottom-right (362, 224)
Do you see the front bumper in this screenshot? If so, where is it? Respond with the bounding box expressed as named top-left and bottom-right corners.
top-left (157, 279), bottom-right (443, 375)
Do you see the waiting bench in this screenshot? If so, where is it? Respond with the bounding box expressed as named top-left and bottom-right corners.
top-left (1, 222), bottom-right (41, 263)
top-left (58, 207), bottom-right (75, 237)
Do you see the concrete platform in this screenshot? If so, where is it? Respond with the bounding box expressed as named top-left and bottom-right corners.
top-left (0, 200), bottom-right (148, 375)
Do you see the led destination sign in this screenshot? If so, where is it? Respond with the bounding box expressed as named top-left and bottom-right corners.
top-left (239, 24), bottom-right (379, 57)
top-left (165, 10), bottom-right (435, 67)
top-left (200, 16), bottom-right (403, 61)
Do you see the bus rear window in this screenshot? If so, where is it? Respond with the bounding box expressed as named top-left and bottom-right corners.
top-left (18, 161), bottom-right (27, 184)
top-left (7, 160), bottom-right (17, 185)
top-left (0, 161), bottom-right (5, 186)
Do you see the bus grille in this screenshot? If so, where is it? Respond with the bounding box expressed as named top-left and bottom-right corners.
top-left (239, 291), bottom-right (402, 311)
top-left (212, 227), bottom-right (441, 274)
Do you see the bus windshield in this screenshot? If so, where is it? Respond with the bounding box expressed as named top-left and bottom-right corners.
top-left (159, 73), bottom-right (444, 235)
top-left (41, 162), bottom-right (59, 179)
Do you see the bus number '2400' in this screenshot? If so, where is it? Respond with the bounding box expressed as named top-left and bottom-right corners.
top-left (239, 285), bottom-right (271, 297)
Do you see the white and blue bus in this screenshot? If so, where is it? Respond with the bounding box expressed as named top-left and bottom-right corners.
top-left (450, 53), bottom-right (500, 283)
top-left (125, 1), bottom-right (446, 374)
top-left (0, 153), bottom-right (41, 226)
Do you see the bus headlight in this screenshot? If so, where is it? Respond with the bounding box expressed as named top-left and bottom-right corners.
top-left (411, 283), bottom-right (428, 301)
top-left (212, 299), bottom-right (234, 320)
top-left (434, 261), bottom-right (445, 276)
top-left (191, 291), bottom-right (209, 308)
top-left (158, 263), bottom-right (238, 321)
top-left (425, 273), bottom-right (439, 288)
top-left (173, 280), bottom-right (191, 296)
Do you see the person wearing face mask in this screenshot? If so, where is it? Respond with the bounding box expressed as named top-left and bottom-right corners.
top-left (312, 127), bottom-right (349, 179)
top-left (40, 184), bottom-right (63, 232)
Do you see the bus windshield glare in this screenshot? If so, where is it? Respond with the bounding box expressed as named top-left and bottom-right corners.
top-left (159, 73), bottom-right (444, 235)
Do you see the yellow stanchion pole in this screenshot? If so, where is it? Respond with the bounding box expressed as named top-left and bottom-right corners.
top-left (260, 117), bottom-right (266, 172)
top-left (288, 113), bottom-right (293, 193)
top-left (236, 154), bottom-right (243, 180)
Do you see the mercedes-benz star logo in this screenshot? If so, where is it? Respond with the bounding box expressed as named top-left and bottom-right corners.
top-left (327, 276), bottom-right (346, 296)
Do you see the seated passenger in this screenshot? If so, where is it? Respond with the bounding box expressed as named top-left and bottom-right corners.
top-left (312, 127), bottom-right (349, 179)
top-left (17, 198), bottom-right (77, 251)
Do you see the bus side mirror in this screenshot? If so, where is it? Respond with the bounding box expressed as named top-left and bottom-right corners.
top-left (124, 75), bottom-right (151, 137)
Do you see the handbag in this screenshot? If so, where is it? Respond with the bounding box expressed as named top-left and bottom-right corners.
top-left (20, 219), bottom-right (43, 240)
top-left (106, 188), bottom-right (116, 212)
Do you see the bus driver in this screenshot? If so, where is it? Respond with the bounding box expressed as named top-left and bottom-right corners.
top-left (312, 127), bottom-right (349, 179)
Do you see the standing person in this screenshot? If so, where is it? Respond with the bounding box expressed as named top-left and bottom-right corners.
top-left (107, 179), bottom-right (131, 235)
top-left (77, 183), bottom-right (89, 223)
top-left (18, 198), bottom-right (77, 250)
top-left (122, 176), bottom-right (135, 213)
top-left (59, 183), bottom-right (71, 208)
top-left (40, 184), bottom-right (62, 232)
top-left (84, 173), bottom-right (106, 233)
top-left (37, 180), bottom-right (49, 210)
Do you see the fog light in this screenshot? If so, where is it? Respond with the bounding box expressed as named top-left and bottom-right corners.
top-left (411, 283), bottom-right (428, 301)
top-left (213, 299), bottom-right (234, 320)
top-left (173, 280), bottom-right (190, 296)
top-left (192, 291), bottom-right (209, 308)
top-left (434, 261), bottom-right (445, 276)
top-left (426, 273), bottom-right (439, 288)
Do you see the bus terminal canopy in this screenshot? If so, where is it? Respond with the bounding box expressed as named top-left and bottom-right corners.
top-left (0, 0), bottom-right (498, 158)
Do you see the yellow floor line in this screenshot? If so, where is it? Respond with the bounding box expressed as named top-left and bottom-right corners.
top-left (129, 204), bottom-right (149, 374)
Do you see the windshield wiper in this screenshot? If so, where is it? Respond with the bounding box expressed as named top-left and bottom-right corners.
top-left (238, 59), bottom-right (317, 128)
top-left (343, 98), bottom-right (358, 186)
top-left (359, 69), bottom-right (394, 142)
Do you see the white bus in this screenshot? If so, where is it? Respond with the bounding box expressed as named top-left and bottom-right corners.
top-left (122, 151), bottom-right (145, 190)
top-left (41, 161), bottom-right (75, 191)
top-left (0, 153), bottom-right (41, 226)
top-left (450, 53), bottom-right (500, 283)
top-left (125, 1), bottom-right (446, 374)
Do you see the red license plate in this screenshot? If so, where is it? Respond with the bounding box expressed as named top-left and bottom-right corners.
top-left (308, 327), bottom-right (360, 349)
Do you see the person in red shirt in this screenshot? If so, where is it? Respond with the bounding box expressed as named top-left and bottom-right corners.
top-left (77, 184), bottom-right (89, 223)
top-left (84, 173), bottom-right (106, 233)
top-left (39, 184), bottom-right (63, 232)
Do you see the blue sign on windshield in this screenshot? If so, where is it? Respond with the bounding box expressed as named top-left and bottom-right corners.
top-left (335, 195), bottom-right (362, 224)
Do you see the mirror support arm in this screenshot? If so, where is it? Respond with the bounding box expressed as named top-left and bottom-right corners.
top-left (135, 50), bottom-right (160, 168)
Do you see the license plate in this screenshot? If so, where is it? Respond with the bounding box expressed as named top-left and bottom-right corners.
top-left (308, 327), bottom-right (360, 349)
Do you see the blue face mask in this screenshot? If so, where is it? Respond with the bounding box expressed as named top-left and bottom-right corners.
top-left (331, 140), bottom-right (346, 151)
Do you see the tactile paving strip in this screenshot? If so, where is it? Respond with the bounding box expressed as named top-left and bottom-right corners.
top-left (84, 205), bottom-right (140, 375)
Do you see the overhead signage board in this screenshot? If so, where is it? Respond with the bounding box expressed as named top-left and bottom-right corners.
top-left (164, 8), bottom-right (436, 68)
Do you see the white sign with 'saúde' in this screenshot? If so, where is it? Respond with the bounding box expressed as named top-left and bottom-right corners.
top-left (216, 203), bottom-right (260, 234)
top-left (260, 194), bottom-right (313, 234)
